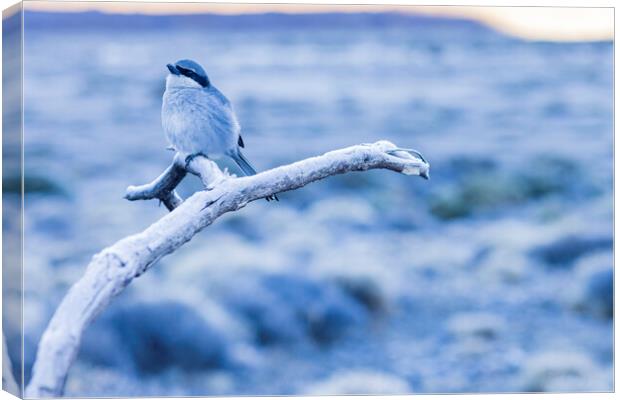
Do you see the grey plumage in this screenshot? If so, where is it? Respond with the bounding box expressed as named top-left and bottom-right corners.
top-left (161, 59), bottom-right (277, 201)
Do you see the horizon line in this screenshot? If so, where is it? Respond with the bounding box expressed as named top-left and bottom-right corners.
top-left (17, 2), bottom-right (615, 42)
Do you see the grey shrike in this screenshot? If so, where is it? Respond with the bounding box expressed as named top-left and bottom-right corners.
top-left (162, 59), bottom-right (278, 201)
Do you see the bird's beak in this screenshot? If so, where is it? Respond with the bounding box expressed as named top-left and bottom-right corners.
top-left (167, 63), bottom-right (180, 75)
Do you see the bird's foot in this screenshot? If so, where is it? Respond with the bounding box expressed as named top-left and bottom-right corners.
top-left (265, 193), bottom-right (279, 202)
top-left (184, 152), bottom-right (208, 170)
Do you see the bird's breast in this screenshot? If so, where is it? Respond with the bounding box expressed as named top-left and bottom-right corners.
top-left (161, 88), bottom-right (238, 156)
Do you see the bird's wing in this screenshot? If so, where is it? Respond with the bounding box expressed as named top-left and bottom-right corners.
top-left (197, 88), bottom-right (242, 149)
top-left (238, 135), bottom-right (245, 148)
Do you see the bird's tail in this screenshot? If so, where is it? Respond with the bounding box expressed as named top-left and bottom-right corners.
top-left (233, 150), bottom-right (257, 176)
top-left (233, 150), bottom-right (279, 201)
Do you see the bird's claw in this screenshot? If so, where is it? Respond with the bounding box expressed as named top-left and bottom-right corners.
top-left (265, 193), bottom-right (279, 202)
top-left (184, 152), bottom-right (208, 169)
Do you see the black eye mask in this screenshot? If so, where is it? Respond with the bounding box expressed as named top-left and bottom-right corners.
top-left (176, 65), bottom-right (210, 88)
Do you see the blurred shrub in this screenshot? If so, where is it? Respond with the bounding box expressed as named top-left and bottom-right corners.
top-left (446, 312), bottom-right (506, 341)
top-left (579, 268), bottom-right (613, 319)
top-left (444, 156), bottom-right (498, 179)
top-left (4, 175), bottom-right (66, 196)
top-left (519, 351), bottom-right (607, 392)
top-left (81, 301), bottom-right (230, 374)
top-left (225, 274), bottom-right (369, 347)
top-left (328, 172), bottom-right (383, 192)
top-left (429, 156), bottom-right (585, 220)
top-left (568, 252), bottom-right (613, 319)
top-left (531, 235), bottom-right (612, 268)
top-left (335, 277), bottom-right (385, 314)
top-left (430, 174), bottom-right (527, 220)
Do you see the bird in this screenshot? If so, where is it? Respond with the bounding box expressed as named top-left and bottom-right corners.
top-left (161, 59), bottom-right (278, 201)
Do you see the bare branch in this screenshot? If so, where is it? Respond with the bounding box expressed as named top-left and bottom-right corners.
top-left (124, 153), bottom-right (230, 211)
top-left (25, 140), bottom-right (429, 397)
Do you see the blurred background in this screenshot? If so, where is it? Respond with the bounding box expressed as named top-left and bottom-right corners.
top-left (5, 2), bottom-right (614, 395)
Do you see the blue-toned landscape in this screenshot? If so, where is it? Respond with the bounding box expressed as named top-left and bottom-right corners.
top-left (8, 9), bottom-right (613, 395)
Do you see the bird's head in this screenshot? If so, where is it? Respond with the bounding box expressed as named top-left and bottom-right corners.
top-left (166, 59), bottom-right (210, 89)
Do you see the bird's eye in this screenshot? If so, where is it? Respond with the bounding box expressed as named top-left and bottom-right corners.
top-left (175, 65), bottom-right (209, 87)
top-left (176, 66), bottom-right (193, 77)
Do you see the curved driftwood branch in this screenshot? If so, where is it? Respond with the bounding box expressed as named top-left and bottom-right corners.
top-left (25, 140), bottom-right (429, 397)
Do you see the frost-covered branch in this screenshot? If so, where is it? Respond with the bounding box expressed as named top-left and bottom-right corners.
top-left (124, 152), bottom-right (229, 211)
top-left (25, 140), bottom-right (429, 398)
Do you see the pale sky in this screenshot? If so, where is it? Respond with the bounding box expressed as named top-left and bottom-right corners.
top-left (22, 1), bottom-right (615, 42)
